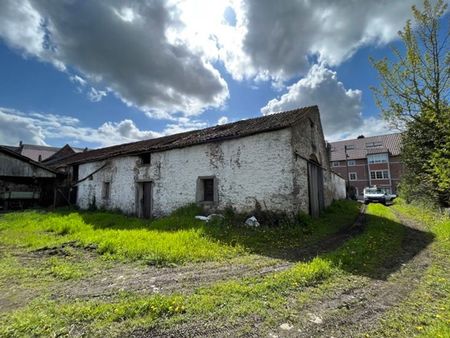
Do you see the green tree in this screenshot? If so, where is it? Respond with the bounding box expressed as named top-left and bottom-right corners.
top-left (371, 0), bottom-right (450, 207)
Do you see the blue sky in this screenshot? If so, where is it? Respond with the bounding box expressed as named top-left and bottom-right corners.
top-left (0, 0), bottom-right (443, 148)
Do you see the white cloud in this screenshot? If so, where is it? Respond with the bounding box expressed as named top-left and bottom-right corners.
top-left (0, 0), bottom-right (229, 117)
top-left (238, 0), bottom-right (423, 81)
top-left (0, 107), bottom-right (160, 147)
top-left (261, 64), bottom-right (394, 141)
top-left (0, 107), bottom-right (217, 148)
top-left (262, 64), bottom-right (363, 134)
top-left (175, 0), bottom-right (424, 83)
top-left (163, 117), bottom-right (208, 135)
top-left (217, 116), bottom-right (229, 125)
top-left (0, 108), bottom-right (47, 145)
top-left (69, 75), bottom-right (87, 87)
top-left (325, 117), bottom-right (392, 142)
top-left (0, 1), bottom-right (46, 59)
top-left (87, 88), bottom-right (108, 102)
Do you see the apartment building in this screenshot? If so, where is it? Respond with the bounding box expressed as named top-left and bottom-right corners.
top-left (329, 133), bottom-right (403, 197)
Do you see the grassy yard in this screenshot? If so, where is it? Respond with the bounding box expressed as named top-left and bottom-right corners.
top-left (0, 200), bottom-right (448, 337)
top-left (0, 201), bottom-right (358, 265)
top-left (366, 201), bottom-right (450, 338)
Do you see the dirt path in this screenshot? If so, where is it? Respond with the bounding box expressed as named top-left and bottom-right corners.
top-left (134, 206), bottom-right (435, 338)
top-left (269, 208), bottom-right (434, 338)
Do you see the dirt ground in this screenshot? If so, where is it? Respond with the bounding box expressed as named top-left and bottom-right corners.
top-left (131, 207), bottom-right (436, 338)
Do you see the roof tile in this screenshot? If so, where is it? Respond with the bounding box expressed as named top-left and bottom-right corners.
top-left (330, 133), bottom-right (402, 161)
top-left (56, 106), bottom-right (318, 165)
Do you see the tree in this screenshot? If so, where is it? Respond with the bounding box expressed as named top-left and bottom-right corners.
top-left (371, 0), bottom-right (450, 207)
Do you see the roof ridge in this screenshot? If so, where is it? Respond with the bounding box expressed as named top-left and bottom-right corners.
top-left (73, 105), bottom-right (318, 155)
top-left (53, 105), bottom-right (318, 165)
top-left (0, 146), bottom-right (59, 174)
top-left (330, 132), bottom-right (402, 144)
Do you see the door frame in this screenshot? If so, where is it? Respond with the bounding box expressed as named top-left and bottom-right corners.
top-left (307, 156), bottom-right (325, 217)
top-left (136, 180), bottom-right (153, 218)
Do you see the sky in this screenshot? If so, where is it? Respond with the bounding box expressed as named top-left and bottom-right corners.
top-left (0, 0), bottom-right (444, 148)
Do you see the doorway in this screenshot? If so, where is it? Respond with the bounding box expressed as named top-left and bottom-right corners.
top-left (140, 181), bottom-right (152, 219)
top-left (308, 159), bottom-right (324, 217)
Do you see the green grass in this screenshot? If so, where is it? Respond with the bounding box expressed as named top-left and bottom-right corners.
top-left (0, 200), bottom-right (359, 265)
top-left (6, 201), bottom-right (444, 337)
top-left (0, 202), bottom-right (410, 337)
top-left (365, 200), bottom-right (450, 338)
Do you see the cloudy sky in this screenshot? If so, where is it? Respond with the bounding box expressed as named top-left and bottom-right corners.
top-left (0, 0), bottom-right (443, 148)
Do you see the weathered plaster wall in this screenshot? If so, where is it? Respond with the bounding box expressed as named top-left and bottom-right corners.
top-left (77, 156), bottom-right (139, 213)
top-left (331, 172), bottom-right (346, 200)
top-left (290, 110), bottom-right (343, 212)
top-left (77, 129), bottom-right (296, 216)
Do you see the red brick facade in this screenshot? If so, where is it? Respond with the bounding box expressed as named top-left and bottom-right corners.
top-left (330, 134), bottom-right (403, 197)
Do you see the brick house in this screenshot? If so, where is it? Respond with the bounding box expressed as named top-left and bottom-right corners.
top-left (329, 133), bottom-right (403, 198)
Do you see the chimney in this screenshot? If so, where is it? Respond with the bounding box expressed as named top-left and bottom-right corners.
top-left (19, 140), bottom-right (23, 147)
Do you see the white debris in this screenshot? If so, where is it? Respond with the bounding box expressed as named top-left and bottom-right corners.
top-left (245, 216), bottom-right (260, 227)
top-left (308, 313), bottom-right (323, 324)
top-left (195, 214), bottom-right (225, 223)
top-left (279, 323), bottom-right (294, 330)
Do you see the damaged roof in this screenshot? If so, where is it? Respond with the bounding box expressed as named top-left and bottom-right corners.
top-left (56, 105), bottom-right (318, 165)
top-left (329, 133), bottom-right (402, 161)
top-left (0, 146), bottom-right (59, 176)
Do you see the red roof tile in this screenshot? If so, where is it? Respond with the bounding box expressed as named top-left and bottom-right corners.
top-left (330, 133), bottom-right (402, 161)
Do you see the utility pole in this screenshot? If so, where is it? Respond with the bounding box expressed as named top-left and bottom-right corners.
top-left (344, 145), bottom-right (349, 199)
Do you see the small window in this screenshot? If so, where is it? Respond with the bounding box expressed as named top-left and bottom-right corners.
top-left (196, 176), bottom-right (217, 203)
top-left (89, 175), bottom-right (93, 181)
top-left (347, 160), bottom-right (356, 166)
top-left (332, 161), bottom-right (339, 167)
top-left (139, 153), bottom-right (151, 165)
top-left (203, 179), bottom-right (214, 202)
top-left (370, 170), bottom-right (390, 180)
top-left (345, 144), bottom-right (355, 150)
top-left (349, 172), bottom-right (357, 181)
top-left (102, 182), bottom-right (110, 199)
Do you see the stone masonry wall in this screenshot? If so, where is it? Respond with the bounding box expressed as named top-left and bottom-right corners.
top-left (77, 129), bottom-right (296, 216)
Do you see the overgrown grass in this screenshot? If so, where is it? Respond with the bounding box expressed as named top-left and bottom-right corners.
top-left (0, 200), bottom-right (359, 265)
top-left (366, 200), bottom-right (450, 338)
top-left (0, 203), bottom-right (412, 337)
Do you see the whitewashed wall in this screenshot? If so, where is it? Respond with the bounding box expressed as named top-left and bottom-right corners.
top-left (331, 172), bottom-right (346, 200)
top-left (77, 129), bottom-right (297, 216)
top-left (77, 156), bottom-right (139, 213)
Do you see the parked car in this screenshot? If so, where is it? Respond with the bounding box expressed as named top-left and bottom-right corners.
top-left (363, 187), bottom-right (397, 205)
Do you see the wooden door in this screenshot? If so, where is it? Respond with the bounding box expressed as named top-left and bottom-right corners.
top-left (308, 162), bottom-right (324, 217)
top-left (142, 182), bottom-right (152, 219)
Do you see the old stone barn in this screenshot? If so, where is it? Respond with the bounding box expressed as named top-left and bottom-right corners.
top-left (55, 106), bottom-right (345, 218)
